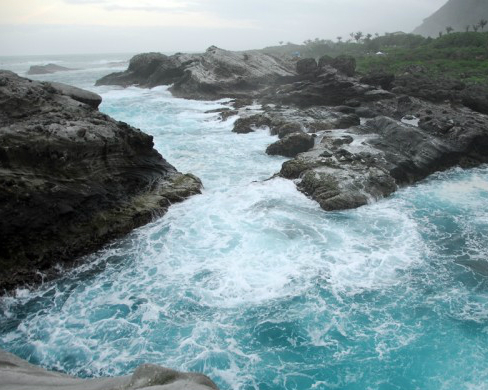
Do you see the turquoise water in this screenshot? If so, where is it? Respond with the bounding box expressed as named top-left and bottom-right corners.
top-left (1, 55), bottom-right (488, 390)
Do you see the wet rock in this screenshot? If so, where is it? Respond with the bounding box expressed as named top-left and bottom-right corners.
top-left (266, 133), bottom-right (315, 157)
top-left (0, 71), bottom-right (202, 292)
top-left (276, 122), bottom-right (303, 139)
top-left (0, 348), bottom-right (219, 390)
top-left (232, 114), bottom-right (272, 133)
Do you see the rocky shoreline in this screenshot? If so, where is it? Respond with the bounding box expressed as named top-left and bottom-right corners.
top-left (98, 47), bottom-right (488, 211)
top-left (0, 70), bottom-right (202, 293)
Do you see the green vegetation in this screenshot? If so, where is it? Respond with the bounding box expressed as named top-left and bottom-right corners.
top-left (264, 31), bottom-right (488, 84)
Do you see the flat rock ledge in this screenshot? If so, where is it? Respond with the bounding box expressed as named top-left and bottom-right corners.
top-left (0, 71), bottom-right (202, 292)
top-left (0, 348), bottom-right (218, 390)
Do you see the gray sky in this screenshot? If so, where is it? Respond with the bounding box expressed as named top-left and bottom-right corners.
top-left (0, 0), bottom-right (447, 55)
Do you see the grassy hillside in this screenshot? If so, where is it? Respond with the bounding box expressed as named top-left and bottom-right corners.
top-left (262, 32), bottom-right (488, 84)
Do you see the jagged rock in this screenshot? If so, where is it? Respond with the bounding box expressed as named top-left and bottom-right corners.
top-left (278, 98), bottom-right (488, 211)
top-left (0, 348), bottom-right (219, 390)
top-left (232, 114), bottom-right (272, 133)
top-left (335, 113), bottom-right (360, 128)
top-left (97, 47), bottom-right (296, 100)
top-left (296, 58), bottom-right (318, 75)
top-left (266, 133), bottom-right (315, 157)
top-left (27, 64), bottom-right (74, 75)
top-left (360, 72), bottom-right (395, 90)
top-left (0, 71), bottom-right (202, 292)
top-left (276, 122), bottom-right (303, 138)
top-left (318, 55), bottom-right (356, 77)
top-left (330, 55), bottom-right (356, 77)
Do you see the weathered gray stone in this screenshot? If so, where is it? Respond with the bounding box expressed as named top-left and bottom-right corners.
top-left (0, 349), bottom-right (218, 390)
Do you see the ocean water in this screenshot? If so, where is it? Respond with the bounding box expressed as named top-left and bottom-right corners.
top-left (1, 55), bottom-right (488, 390)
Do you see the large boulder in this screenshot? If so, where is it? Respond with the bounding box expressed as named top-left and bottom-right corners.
top-left (0, 71), bottom-right (202, 292)
top-left (318, 55), bottom-right (356, 77)
top-left (0, 348), bottom-right (219, 390)
top-left (266, 133), bottom-right (315, 157)
top-left (232, 114), bottom-right (272, 133)
top-left (296, 58), bottom-right (318, 75)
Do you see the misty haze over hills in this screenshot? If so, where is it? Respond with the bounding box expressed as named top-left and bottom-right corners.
top-left (413, 0), bottom-right (488, 36)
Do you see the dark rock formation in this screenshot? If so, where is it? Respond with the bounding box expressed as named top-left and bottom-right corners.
top-left (232, 114), bottom-right (272, 133)
top-left (360, 72), bottom-right (395, 90)
top-left (95, 47), bottom-right (488, 213)
top-left (0, 71), bottom-right (202, 292)
top-left (276, 122), bottom-right (303, 139)
top-left (296, 58), bottom-right (318, 75)
top-left (0, 348), bottom-right (219, 390)
top-left (318, 55), bottom-right (356, 77)
top-left (27, 64), bottom-right (75, 75)
top-left (280, 96), bottom-right (488, 210)
top-left (266, 133), bottom-right (315, 157)
top-left (97, 47), bottom-right (296, 100)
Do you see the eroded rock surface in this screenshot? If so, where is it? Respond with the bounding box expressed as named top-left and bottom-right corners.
top-left (96, 47), bottom-right (296, 100)
top-left (0, 348), bottom-right (218, 390)
top-left (0, 71), bottom-right (202, 292)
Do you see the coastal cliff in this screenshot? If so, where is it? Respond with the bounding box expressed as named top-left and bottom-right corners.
top-left (0, 71), bottom-right (202, 292)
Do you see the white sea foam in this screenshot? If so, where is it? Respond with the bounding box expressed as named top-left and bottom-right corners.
top-left (1, 66), bottom-right (488, 390)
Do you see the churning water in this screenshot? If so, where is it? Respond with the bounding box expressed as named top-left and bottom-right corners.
top-left (1, 55), bottom-right (488, 390)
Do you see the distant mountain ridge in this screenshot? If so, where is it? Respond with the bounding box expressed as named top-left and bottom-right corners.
top-left (413, 0), bottom-right (488, 36)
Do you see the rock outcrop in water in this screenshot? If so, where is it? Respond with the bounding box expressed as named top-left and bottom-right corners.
top-left (96, 47), bottom-right (296, 99)
top-left (0, 70), bottom-right (202, 292)
top-left (96, 48), bottom-right (488, 212)
top-left (27, 64), bottom-right (75, 75)
top-left (0, 348), bottom-right (219, 390)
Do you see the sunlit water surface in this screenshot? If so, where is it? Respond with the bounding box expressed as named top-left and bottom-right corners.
top-left (1, 55), bottom-right (488, 390)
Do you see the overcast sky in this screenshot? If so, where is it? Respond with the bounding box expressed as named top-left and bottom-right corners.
top-left (0, 0), bottom-right (447, 56)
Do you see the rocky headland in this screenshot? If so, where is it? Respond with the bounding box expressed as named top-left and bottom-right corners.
top-left (0, 70), bottom-right (202, 293)
top-left (97, 47), bottom-right (488, 212)
top-left (0, 348), bottom-right (218, 390)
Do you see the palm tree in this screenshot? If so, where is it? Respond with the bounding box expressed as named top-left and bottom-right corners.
top-left (354, 31), bottom-right (363, 43)
top-left (365, 33), bottom-right (373, 41)
top-left (446, 26), bottom-right (453, 34)
top-left (465, 25), bottom-right (471, 32)
top-left (438, 31), bottom-right (443, 37)
top-left (279, 41), bottom-right (284, 45)
top-left (473, 24), bottom-right (480, 32)
top-left (336, 36), bottom-right (342, 43)
top-left (480, 19), bottom-right (488, 31)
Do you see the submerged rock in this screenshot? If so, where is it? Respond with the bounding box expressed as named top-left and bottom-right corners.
top-left (0, 348), bottom-right (219, 390)
top-left (27, 64), bottom-right (75, 75)
top-left (0, 71), bottom-right (202, 292)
